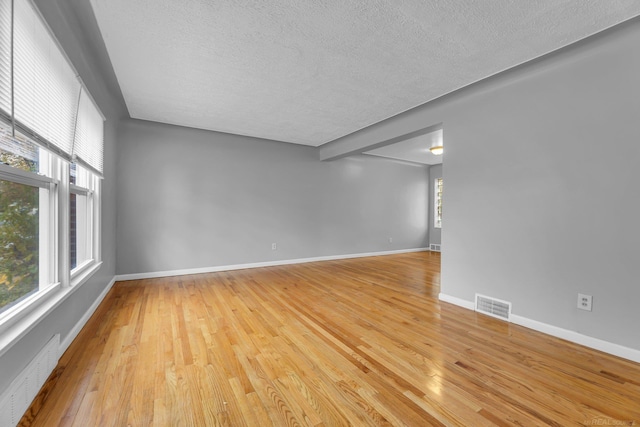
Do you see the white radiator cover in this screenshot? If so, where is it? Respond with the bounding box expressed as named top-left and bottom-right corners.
top-left (0, 334), bottom-right (60, 426)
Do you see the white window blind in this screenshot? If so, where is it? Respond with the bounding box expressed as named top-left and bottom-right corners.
top-left (73, 90), bottom-right (104, 174)
top-left (0, 0), bottom-right (104, 174)
top-left (13, 0), bottom-right (80, 158)
top-left (0, 0), bottom-right (11, 117)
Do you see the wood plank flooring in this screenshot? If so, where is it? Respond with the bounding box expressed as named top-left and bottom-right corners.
top-left (20, 252), bottom-right (640, 426)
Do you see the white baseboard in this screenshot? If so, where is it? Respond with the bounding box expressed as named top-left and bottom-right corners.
top-left (59, 276), bottom-right (116, 354)
top-left (115, 247), bottom-right (429, 281)
top-left (438, 293), bottom-right (640, 364)
top-left (438, 292), bottom-right (475, 310)
top-left (509, 314), bottom-right (640, 363)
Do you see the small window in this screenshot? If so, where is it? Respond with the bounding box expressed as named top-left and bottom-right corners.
top-left (434, 178), bottom-right (443, 229)
top-left (70, 163), bottom-right (99, 276)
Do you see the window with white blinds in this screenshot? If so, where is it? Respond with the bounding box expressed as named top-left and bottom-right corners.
top-left (0, 0), bottom-right (104, 174)
top-left (0, 0), bottom-right (103, 336)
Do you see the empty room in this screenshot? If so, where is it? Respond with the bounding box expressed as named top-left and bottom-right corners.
top-left (1, 0), bottom-right (640, 425)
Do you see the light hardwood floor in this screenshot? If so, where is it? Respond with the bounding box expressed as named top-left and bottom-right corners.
top-left (21, 252), bottom-right (640, 426)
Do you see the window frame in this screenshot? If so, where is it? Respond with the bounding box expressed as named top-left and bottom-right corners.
top-left (69, 166), bottom-right (101, 283)
top-left (0, 154), bottom-right (60, 334)
top-left (434, 177), bottom-right (443, 229)
top-left (0, 148), bottom-right (103, 341)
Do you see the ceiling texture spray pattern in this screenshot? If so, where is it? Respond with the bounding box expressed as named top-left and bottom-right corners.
top-left (89, 0), bottom-right (640, 146)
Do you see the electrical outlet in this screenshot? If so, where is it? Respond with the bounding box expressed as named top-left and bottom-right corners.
top-left (577, 293), bottom-right (592, 311)
top-left (388, 237), bottom-right (393, 243)
top-left (271, 243), bottom-right (277, 251)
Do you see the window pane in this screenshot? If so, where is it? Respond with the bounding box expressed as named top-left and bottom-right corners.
top-left (0, 178), bottom-right (39, 313)
top-left (435, 178), bottom-right (443, 229)
top-left (70, 192), bottom-right (76, 269)
top-left (0, 126), bottom-right (40, 172)
top-left (70, 192), bottom-right (90, 271)
top-left (69, 162), bottom-right (76, 185)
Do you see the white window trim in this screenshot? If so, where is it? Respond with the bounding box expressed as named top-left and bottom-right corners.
top-left (0, 156), bottom-right (102, 357)
top-left (0, 160), bottom-right (58, 316)
top-left (71, 260), bottom-right (101, 288)
top-left (0, 261), bottom-right (101, 358)
top-left (0, 162), bottom-right (54, 187)
top-left (0, 281), bottom-right (60, 337)
top-left (69, 167), bottom-right (101, 285)
top-left (70, 184), bottom-right (90, 270)
top-left (434, 178), bottom-right (443, 229)
top-left (69, 183), bottom-right (90, 196)
top-left (71, 258), bottom-right (93, 279)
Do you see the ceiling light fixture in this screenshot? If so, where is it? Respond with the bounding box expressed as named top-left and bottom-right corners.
top-left (429, 145), bottom-right (443, 155)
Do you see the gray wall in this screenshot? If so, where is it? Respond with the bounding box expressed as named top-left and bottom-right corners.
top-left (0, 0), bottom-right (124, 393)
top-left (321, 19), bottom-right (640, 351)
top-left (428, 163), bottom-right (442, 246)
top-left (116, 119), bottom-right (429, 275)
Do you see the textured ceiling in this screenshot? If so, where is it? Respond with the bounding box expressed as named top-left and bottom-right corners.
top-left (366, 130), bottom-right (443, 165)
top-left (89, 0), bottom-right (640, 147)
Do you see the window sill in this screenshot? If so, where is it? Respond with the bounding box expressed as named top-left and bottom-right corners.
top-left (71, 259), bottom-right (98, 285)
top-left (0, 261), bottom-right (102, 358)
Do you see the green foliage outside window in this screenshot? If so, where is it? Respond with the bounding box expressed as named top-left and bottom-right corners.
top-left (0, 151), bottom-right (40, 312)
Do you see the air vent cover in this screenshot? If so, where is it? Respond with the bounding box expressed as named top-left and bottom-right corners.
top-left (475, 294), bottom-right (511, 321)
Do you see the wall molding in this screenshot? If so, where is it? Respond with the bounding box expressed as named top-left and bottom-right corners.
top-left (438, 293), bottom-right (640, 364)
top-left (59, 276), bottom-right (116, 354)
top-left (438, 292), bottom-right (475, 310)
top-left (115, 247), bottom-right (430, 281)
top-left (509, 314), bottom-right (640, 364)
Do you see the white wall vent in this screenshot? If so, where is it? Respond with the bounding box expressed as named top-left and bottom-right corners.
top-left (0, 334), bottom-right (60, 427)
top-left (429, 244), bottom-right (441, 252)
top-left (475, 294), bottom-right (511, 321)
